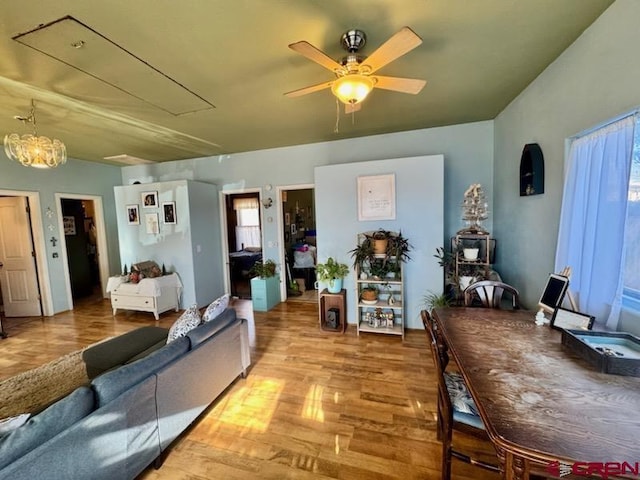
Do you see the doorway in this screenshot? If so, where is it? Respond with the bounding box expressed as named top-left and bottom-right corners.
top-left (278, 186), bottom-right (317, 303)
top-left (55, 193), bottom-right (110, 310)
top-left (220, 190), bottom-right (264, 299)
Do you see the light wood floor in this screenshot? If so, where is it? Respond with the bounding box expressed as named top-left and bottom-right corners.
top-left (0, 297), bottom-right (500, 480)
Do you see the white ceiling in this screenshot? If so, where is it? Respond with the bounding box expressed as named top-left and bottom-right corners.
top-left (0, 0), bottom-right (614, 165)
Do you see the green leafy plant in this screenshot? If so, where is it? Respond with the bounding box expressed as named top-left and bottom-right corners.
top-left (250, 259), bottom-right (277, 278)
top-left (315, 257), bottom-right (349, 281)
top-left (423, 290), bottom-right (452, 312)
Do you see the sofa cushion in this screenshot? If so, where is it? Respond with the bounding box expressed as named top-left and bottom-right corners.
top-left (202, 294), bottom-right (230, 323)
top-left (92, 336), bottom-right (189, 407)
top-left (0, 386), bottom-right (95, 470)
top-left (187, 308), bottom-right (238, 348)
top-left (167, 305), bottom-right (201, 343)
top-left (82, 326), bottom-right (169, 379)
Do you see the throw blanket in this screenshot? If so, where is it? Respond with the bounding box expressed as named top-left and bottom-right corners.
top-left (106, 273), bottom-right (183, 297)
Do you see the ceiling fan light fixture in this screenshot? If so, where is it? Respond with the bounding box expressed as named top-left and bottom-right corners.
top-left (331, 75), bottom-right (374, 105)
top-left (3, 100), bottom-right (67, 169)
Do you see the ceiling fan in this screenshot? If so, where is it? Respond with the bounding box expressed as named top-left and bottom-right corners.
top-left (285, 26), bottom-right (426, 112)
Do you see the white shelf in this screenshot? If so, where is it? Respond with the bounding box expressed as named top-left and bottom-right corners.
top-left (357, 322), bottom-right (403, 336)
top-left (357, 300), bottom-right (403, 309)
top-left (354, 231), bottom-right (404, 339)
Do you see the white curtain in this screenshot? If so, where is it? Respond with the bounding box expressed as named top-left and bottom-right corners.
top-left (555, 116), bottom-right (635, 329)
top-left (235, 226), bottom-right (261, 251)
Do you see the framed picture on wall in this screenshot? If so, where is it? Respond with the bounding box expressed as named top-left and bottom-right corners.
top-left (162, 201), bottom-right (176, 224)
top-left (357, 174), bottom-right (396, 221)
top-left (141, 191), bottom-right (158, 208)
top-left (126, 205), bottom-right (140, 225)
top-left (63, 216), bottom-right (76, 235)
top-left (145, 213), bottom-right (159, 234)
top-left (285, 212), bottom-right (290, 225)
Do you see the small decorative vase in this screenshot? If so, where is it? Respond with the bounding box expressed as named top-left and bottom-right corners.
top-left (360, 271), bottom-right (368, 280)
top-left (388, 293), bottom-right (395, 306)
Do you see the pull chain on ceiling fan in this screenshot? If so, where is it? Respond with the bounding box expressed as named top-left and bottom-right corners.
top-left (285, 26), bottom-right (426, 112)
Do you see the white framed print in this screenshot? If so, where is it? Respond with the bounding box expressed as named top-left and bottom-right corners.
top-left (126, 205), bottom-right (140, 225)
top-left (141, 191), bottom-right (158, 208)
top-left (145, 213), bottom-right (159, 234)
top-left (357, 174), bottom-right (396, 221)
top-left (162, 201), bottom-right (176, 224)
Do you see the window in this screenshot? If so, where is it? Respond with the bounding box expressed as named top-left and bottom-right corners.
top-left (622, 124), bottom-right (640, 311)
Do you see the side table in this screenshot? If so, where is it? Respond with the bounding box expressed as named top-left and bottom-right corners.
top-left (319, 289), bottom-right (347, 333)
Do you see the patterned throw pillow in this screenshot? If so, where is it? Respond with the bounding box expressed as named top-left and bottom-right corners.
top-left (202, 294), bottom-right (230, 323)
top-left (166, 305), bottom-right (201, 343)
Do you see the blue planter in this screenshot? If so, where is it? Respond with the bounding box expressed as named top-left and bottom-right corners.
top-left (327, 278), bottom-right (343, 293)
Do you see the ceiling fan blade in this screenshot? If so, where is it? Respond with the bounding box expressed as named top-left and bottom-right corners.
top-left (289, 41), bottom-right (344, 72)
top-left (345, 103), bottom-right (362, 114)
top-left (373, 75), bottom-right (426, 94)
top-left (362, 27), bottom-right (423, 74)
top-left (284, 80), bottom-right (334, 98)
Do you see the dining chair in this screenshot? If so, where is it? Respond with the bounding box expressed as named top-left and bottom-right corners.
top-left (421, 310), bottom-right (500, 480)
top-left (463, 280), bottom-right (520, 309)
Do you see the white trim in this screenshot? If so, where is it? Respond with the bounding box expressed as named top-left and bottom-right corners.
top-left (276, 183), bottom-right (314, 300)
top-left (0, 189), bottom-right (53, 316)
top-left (55, 193), bottom-right (110, 309)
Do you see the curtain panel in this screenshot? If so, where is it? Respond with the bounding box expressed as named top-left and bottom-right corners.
top-left (555, 116), bottom-right (635, 329)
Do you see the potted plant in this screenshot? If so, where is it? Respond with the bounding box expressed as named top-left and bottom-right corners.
top-left (349, 230), bottom-right (412, 275)
top-left (360, 284), bottom-right (379, 304)
top-left (249, 260), bottom-right (280, 311)
top-left (315, 257), bottom-right (349, 293)
top-left (250, 259), bottom-right (277, 278)
top-left (423, 290), bottom-right (452, 313)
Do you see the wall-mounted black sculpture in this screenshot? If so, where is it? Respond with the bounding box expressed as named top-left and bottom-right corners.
top-left (520, 143), bottom-right (544, 196)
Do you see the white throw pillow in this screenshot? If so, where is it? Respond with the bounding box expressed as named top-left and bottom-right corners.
top-left (166, 305), bottom-right (201, 343)
top-left (202, 294), bottom-right (230, 323)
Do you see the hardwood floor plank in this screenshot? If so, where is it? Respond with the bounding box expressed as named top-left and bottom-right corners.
top-left (1, 298), bottom-right (501, 479)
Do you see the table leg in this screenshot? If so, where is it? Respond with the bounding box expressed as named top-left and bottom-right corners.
top-left (513, 455), bottom-right (527, 480)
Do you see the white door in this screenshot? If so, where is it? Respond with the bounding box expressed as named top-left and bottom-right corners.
top-left (0, 197), bottom-right (42, 316)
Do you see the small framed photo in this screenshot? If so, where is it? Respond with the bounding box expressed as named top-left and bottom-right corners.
top-left (290, 223), bottom-right (297, 236)
top-left (162, 201), bottom-right (176, 224)
top-left (63, 216), bottom-right (76, 235)
top-left (141, 191), bottom-right (158, 208)
top-left (145, 213), bottom-right (159, 234)
top-left (285, 212), bottom-right (291, 225)
top-left (550, 307), bottom-right (595, 331)
top-left (126, 205), bottom-right (140, 225)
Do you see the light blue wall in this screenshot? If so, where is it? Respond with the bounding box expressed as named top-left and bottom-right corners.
top-left (315, 155), bottom-right (444, 329)
top-left (493, 0), bottom-right (640, 333)
top-left (0, 153), bottom-right (122, 313)
top-left (121, 121), bottom-right (494, 273)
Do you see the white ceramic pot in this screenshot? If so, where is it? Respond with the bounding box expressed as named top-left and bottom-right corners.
top-left (463, 248), bottom-right (479, 261)
top-left (459, 276), bottom-right (474, 291)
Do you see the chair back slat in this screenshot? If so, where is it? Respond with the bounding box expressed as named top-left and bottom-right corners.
top-left (463, 280), bottom-right (520, 309)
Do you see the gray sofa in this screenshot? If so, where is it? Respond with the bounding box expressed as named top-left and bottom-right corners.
top-left (0, 308), bottom-right (250, 480)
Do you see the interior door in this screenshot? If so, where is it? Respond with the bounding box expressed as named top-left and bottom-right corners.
top-left (0, 196), bottom-right (42, 316)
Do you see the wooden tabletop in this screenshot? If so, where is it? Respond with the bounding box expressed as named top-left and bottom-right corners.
top-left (432, 307), bottom-right (640, 467)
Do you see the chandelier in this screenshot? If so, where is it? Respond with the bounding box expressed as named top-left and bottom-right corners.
top-left (3, 100), bottom-right (67, 168)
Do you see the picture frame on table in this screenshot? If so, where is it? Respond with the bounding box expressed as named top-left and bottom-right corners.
top-left (550, 307), bottom-right (595, 331)
top-left (141, 191), bottom-right (158, 208)
top-left (126, 205), bottom-right (140, 225)
top-left (162, 201), bottom-right (176, 224)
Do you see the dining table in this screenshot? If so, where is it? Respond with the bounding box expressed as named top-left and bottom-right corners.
top-left (432, 307), bottom-right (640, 480)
